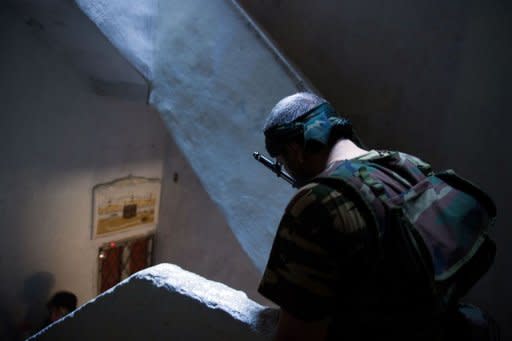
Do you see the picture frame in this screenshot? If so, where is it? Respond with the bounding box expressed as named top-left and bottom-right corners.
top-left (92, 176), bottom-right (161, 239)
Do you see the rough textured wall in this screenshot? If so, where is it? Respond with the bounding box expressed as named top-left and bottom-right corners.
top-left (29, 264), bottom-right (278, 341)
top-left (155, 136), bottom-right (271, 305)
top-left (76, 0), bottom-right (309, 273)
top-left (237, 0), bottom-right (512, 337)
top-left (149, 0), bottom-right (304, 273)
top-left (0, 4), bottom-right (166, 340)
top-left (0, 3), bottom-right (269, 340)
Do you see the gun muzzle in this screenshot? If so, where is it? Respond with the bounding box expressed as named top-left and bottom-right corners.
top-left (253, 152), bottom-right (297, 187)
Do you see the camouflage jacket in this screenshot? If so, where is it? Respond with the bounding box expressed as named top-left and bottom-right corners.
top-left (258, 150), bottom-right (443, 340)
top-left (258, 151), bottom-right (380, 317)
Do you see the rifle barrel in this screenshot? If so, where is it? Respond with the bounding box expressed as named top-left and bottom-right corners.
top-left (253, 152), bottom-right (297, 187)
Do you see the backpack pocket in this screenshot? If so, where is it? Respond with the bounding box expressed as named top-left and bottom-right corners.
top-left (389, 170), bottom-right (496, 282)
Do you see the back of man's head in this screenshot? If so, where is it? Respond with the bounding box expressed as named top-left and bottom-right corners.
top-left (263, 93), bottom-right (359, 157)
top-left (263, 92), bottom-right (327, 132)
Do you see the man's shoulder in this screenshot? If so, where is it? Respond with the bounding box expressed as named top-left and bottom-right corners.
top-left (392, 150), bottom-right (431, 167)
top-left (324, 149), bottom-right (432, 177)
top-left (285, 182), bottom-right (340, 218)
top-left (357, 149), bottom-right (429, 165)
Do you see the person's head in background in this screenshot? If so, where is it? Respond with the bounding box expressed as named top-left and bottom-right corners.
top-left (47, 291), bottom-right (77, 323)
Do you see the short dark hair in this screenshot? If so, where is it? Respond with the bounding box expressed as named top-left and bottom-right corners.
top-left (263, 93), bottom-right (360, 156)
top-left (263, 92), bottom-right (326, 132)
top-left (47, 291), bottom-right (77, 312)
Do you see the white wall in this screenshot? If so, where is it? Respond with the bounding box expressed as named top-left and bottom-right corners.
top-left (155, 136), bottom-right (270, 305)
top-left (0, 5), bottom-right (166, 339)
top-left (0, 4), bottom-right (267, 339)
top-left (29, 264), bottom-right (278, 341)
top-left (76, 0), bottom-right (310, 273)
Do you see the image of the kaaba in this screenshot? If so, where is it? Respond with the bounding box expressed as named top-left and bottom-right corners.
top-left (93, 177), bottom-right (161, 238)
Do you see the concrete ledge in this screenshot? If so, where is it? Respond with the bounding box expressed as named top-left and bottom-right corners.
top-left (29, 264), bottom-right (278, 340)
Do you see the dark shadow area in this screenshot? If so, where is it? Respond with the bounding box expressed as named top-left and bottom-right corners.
top-left (0, 272), bottom-right (55, 341)
top-left (0, 293), bottom-right (18, 341)
top-left (17, 272), bottom-right (55, 340)
top-left (237, 1), bottom-right (512, 338)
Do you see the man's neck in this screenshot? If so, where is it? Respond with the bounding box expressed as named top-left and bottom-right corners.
top-left (327, 139), bottom-right (369, 165)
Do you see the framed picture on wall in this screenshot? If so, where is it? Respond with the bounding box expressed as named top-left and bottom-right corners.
top-left (92, 176), bottom-right (161, 239)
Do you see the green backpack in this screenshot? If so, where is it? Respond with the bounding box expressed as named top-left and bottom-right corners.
top-left (316, 150), bottom-right (497, 339)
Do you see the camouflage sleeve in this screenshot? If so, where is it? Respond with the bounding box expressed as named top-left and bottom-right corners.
top-left (258, 182), bottom-right (372, 321)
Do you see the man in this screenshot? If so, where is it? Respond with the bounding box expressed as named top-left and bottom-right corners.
top-left (257, 92), bottom-right (488, 340)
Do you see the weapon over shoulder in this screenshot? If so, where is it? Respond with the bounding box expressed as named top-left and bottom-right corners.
top-left (253, 152), bottom-right (297, 188)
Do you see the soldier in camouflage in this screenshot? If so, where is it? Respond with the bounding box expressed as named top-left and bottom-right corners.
top-left (258, 92), bottom-right (441, 340)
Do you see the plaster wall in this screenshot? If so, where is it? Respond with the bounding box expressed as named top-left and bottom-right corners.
top-left (236, 0), bottom-right (512, 337)
top-left (0, 4), bottom-right (267, 339)
top-left (29, 264), bottom-right (278, 341)
top-left (76, 0), bottom-right (310, 273)
top-left (155, 137), bottom-right (270, 305)
top-left (0, 5), bottom-right (154, 339)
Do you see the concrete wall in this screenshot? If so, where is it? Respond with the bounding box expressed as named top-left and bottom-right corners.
top-left (0, 3), bottom-right (263, 340)
top-left (76, 0), bottom-right (309, 272)
top-left (155, 137), bottom-right (270, 305)
top-left (237, 0), bottom-right (512, 337)
top-left (29, 264), bottom-right (278, 341)
top-left (0, 5), bottom-right (166, 339)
